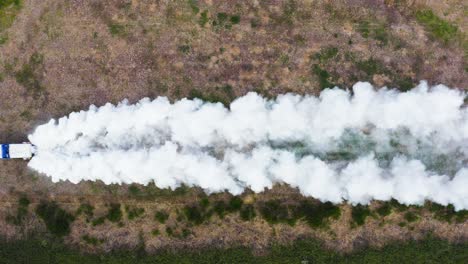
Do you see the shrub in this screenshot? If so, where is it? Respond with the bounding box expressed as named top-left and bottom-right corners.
top-left (76, 203), bottom-right (94, 218)
top-left (91, 216), bottom-right (105, 226)
top-left (82, 235), bottom-right (102, 245)
top-left (376, 203), bottom-right (392, 217)
top-left (259, 200), bottom-right (296, 225)
top-left (240, 205), bottom-right (256, 221)
top-left (165, 226), bottom-right (174, 236)
top-left (36, 201), bottom-right (74, 236)
top-left (299, 201), bottom-right (341, 228)
top-left (351, 205), bottom-right (371, 226)
top-left (154, 210), bottom-right (169, 223)
top-left (199, 197), bottom-right (210, 209)
top-left (106, 203), bottom-right (122, 223)
top-left (126, 206), bottom-right (145, 220)
top-left (312, 64), bottom-right (334, 90)
top-left (428, 203), bottom-right (467, 223)
top-left (183, 205), bottom-right (205, 225)
top-left (213, 200), bottom-right (227, 218)
top-left (228, 196), bottom-right (243, 212)
top-left (404, 211), bottom-right (419, 223)
top-left (230, 15), bottom-right (240, 24)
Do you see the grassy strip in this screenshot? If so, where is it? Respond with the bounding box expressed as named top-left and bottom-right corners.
top-left (0, 237), bottom-right (465, 263)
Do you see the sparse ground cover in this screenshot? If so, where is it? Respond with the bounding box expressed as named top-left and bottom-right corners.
top-left (0, 0), bottom-right (466, 257)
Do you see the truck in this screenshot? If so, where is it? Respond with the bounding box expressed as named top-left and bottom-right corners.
top-left (1, 143), bottom-right (36, 160)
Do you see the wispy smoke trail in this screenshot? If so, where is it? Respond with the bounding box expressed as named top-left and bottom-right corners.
top-left (27, 82), bottom-right (468, 209)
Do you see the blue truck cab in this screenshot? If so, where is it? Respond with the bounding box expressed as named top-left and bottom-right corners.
top-left (0, 143), bottom-right (36, 160)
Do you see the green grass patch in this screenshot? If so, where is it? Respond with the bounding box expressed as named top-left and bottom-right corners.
top-left (108, 22), bottom-right (127, 37)
top-left (0, 0), bottom-right (22, 41)
top-left (351, 205), bottom-right (371, 227)
top-left (0, 236), bottom-right (465, 263)
top-left (415, 9), bottom-right (458, 43)
top-left (35, 201), bottom-right (74, 237)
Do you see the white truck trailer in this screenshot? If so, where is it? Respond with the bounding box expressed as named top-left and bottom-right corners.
top-left (1, 143), bottom-right (36, 160)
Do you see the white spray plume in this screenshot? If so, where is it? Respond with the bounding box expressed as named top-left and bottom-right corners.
top-left (27, 82), bottom-right (468, 210)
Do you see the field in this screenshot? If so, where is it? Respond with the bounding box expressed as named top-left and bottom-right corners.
top-left (0, 0), bottom-right (467, 260)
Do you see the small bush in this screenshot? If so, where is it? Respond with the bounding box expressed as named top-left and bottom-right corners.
top-left (183, 205), bottom-right (205, 225)
top-left (199, 197), bottom-right (210, 209)
top-left (106, 203), bottom-right (122, 223)
top-left (376, 203), bottom-right (392, 217)
top-left (199, 10), bottom-right (209, 27)
top-left (91, 216), bottom-right (105, 226)
top-left (351, 205), bottom-right (371, 226)
top-left (82, 235), bottom-right (102, 245)
top-left (299, 201), bottom-right (341, 228)
top-left (312, 64), bottom-right (334, 90)
top-left (428, 203), bottom-right (467, 223)
top-left (76, 203), bottom-right (94, 217)
top-left (6, 196), bottom-right (30, 226)
top-left (228, 196), bottom-right (243, 212)
top-left (36, 201), bottom-right (74, 237)
top-left (356, 58), bottom-right (384, 77)
top-left (230, 15), bottom-right (240, 24)
top-left (166, 226), bottom-right (174, 236)
top-left (259, 200), bottom-right (296, 225)
top-left (128, 184), bottom-right (141, 196)
top-left (213, 200), bottom-right (227, 218)
top-left (154, 211), bottom-right (169, 223)
top-left (312, 46), bottom-right (339, 63)
top-left (404, 211), bottom-right (419, 223)
top-left (108, 22), bottom-right (127, 37)
top-left (240, 205), bottom-right (256, 221)
top-left (126, 206), bottom-right (145, 220)
top-left (151, 229), bottom-right (160, 236)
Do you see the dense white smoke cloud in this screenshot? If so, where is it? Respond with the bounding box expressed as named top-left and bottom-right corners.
top-left (27, 82), bottom-right (468, 209)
